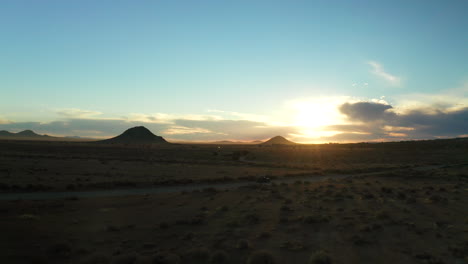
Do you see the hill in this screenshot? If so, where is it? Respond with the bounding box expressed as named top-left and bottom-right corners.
top-left (0, 130), bottom-right (14, 137)
top-left (16, 130), bottom-right (43, 137)
top-left (0, 130), bottom-right (51, 139)
top-left (261, 135), bottom-right (296, 145)
top-left (99, 126), bottom-right (168, 144)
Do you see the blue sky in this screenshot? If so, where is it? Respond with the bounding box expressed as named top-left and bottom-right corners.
top-left (1, 0), bottom-right (467, 142)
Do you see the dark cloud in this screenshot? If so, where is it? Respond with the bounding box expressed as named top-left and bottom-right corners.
top-left (398, 108), bottom-right (468, 136)
top-left (339, 102), bottom-right (396, 122)
top-left (334, 101), bottom-right (468, 141)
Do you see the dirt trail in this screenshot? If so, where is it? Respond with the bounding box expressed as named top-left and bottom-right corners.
top-left (3, 163), bottom-right (465, 201)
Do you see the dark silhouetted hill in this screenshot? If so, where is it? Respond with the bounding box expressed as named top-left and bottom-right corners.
top-left (16, 130), bottom-right (42, 137)
top-left (99, 126), bottom-right (168, 144)
top-left (0, 130), bottom-right (51, 139)
top-left (0, 130), bottom-right (14, 137)
top-left (261, 136), bottom-right (296, 145)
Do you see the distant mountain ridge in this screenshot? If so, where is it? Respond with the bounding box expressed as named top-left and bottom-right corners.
top-left (261, 136), bottom-right (296, 145)
top-left (99, 126), bottom-right (168, 144)
top-left (0, 129), bottom-right (50, 138)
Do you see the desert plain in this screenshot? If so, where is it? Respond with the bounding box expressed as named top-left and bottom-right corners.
top-left (0, 136), bottom-right (467, 264)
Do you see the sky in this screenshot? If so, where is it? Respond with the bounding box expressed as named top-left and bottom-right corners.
top-left (1, 0), bottom-right (467, 142)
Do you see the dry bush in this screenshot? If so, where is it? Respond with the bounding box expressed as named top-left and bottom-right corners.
top-left (81, 254), bottom-right (110, 264)
top-left (112, 253), bottom-right (137, 264)
top-left (150, 252), bottom-right (181, 264)
top-left (184, 248), bottom-right (210, 264)
top-left (236, 239), bottom-right (250, 249)
top-left (308, 250), bottom-right (332, 264)
top-left (209, 250), bottom-right (229, 264)
top-left (246, 250), bottom-right (276, 264)
top-left (46, 242), bottom-right (71, 259)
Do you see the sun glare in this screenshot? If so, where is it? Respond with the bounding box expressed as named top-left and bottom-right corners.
top-left (288, 97), bottom-right (348, 139)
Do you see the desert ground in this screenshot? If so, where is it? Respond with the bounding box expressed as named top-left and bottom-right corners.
top-left (1, 138), bottom-right (467, 263)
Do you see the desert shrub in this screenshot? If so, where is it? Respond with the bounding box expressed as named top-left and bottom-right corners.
top-left (244, 213), bottom-right (260, 224)
top-left (46, 242), bottom-right (71, 259)
top-left (257, 231), bottom-right (271, 239)
top-left (374, 210), bottom-right (389, 220)
top-left (106, 225), bottom-right (120, 232)
top-left (0, 183), bottom-right (10, 190)
top-left (429, 194), bottom-right (446, 203)
top-left (182, 232), bottom-right (194, 240)
top-left (218, 205), bottom-right (229, 212)
top-left (303, 215), bottom-right (329, 224)
top-left (246, 250), bottom-right (276, 264)
top-left (236, 239), bottom-right (250, 249)
top-left (151, 252), bottom-right (181, 264)
top-left (380, 187), bottom-right (393, 194)
top-left (190, 216), bottom-right (204, 225)
top-left (397, 192), bottom-right (406, 200)
top-left (19, 214), bottom-right (40, 220)
top-left (29, 254), bottom-right (47, 264)
top-left (351, 235), bottom-right (370, 246)
top-left (81, 254), bottom-right (110, 264)
top-left (112, 253), bottom-right (137, 264)
top-left (358, 223), bottom-right (382, 232)
top-left (361, 192), bottom-right (375, 199)
top-left (226, 219), bottom-right (240, 228)
top-left (280, 205), bottom-right (292, 212)
top-left (184, 248), bottom-right (210, 264)
top-left (209, 250), bottom-right (229, 264)
top-left (280, 240), bottom-right (305, 251)
top-left (159, 221), bottom-right (169, 229)
top-left (203, 187), bottom-right (218, 193)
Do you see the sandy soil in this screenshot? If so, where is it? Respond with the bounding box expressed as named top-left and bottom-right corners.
top-left (0, 139), bottom-right (467, 264)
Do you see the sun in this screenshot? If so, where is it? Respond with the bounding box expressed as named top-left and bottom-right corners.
top-left (290, 97), bottom-right (346, 138)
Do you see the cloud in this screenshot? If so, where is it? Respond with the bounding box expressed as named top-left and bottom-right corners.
top-left (339, 102), bottom-right (396, 122)
top-left (333, 100), bottom-right (468, 141)
top-left (0, 117), bottom-right (11, 125)
top-left (163, 126), bottom-right (214, 135)
top-left (206, 109), bottom-right (270, 123)
top-left (397, 108), bottom-right (468, 136)
top-left (393, 82), bottom-right (468, 113)
top-left (122, 112), bottom-right (230, 125)
top-left (56, 108), bottom-right (102, 118)
top-left (367, 61), bottom-right (401, 86)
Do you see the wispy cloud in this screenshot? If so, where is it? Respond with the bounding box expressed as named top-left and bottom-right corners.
top-left (122, 113), bottom-right (222, 124)
top-left (206, 109), bottom-right (270, 123)
top-left (0, 118), bottom-right (11, 125)
top-left (163, 126), bottom-right (215, 135)
top-left (367, 61), bottom-right (401, 86)
top-left (56, 108), bottom-right (102, 118)
top-left (393, 81), bottom-right (468, 113)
